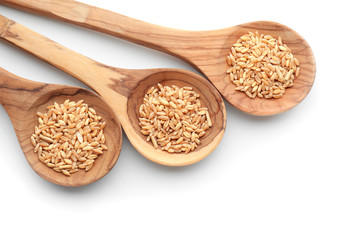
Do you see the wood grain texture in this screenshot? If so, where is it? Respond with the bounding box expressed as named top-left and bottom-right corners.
top-left (0, 15), bottom-right (226, 166)
top-left (0, 0), bottom-right (317, 115)
top-left (0, 67), bottom-right (122, 187)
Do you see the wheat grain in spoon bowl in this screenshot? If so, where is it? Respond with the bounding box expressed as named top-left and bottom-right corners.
top-left (0, 67), bottom-right (122, 187)
top-left (122, 69), bottom-right (226, 166)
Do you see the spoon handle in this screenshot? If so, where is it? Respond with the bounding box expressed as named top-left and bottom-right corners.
top-left (0, 15), bottom-right (125, 96)
top-left (0, 67), bottom-right (45, 106)
top-left (1, 0), bottom-right (199, 61)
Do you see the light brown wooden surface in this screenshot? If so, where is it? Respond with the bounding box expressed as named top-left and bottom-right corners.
top-left (0, 15), bottom-right (226, 166)
top-left (0, 67), bottom-right (122, 186)
top-left (1, 0), bottom-right (316, 115)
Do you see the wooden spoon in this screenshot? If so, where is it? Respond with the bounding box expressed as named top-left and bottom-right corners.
top-left (0, 67), bottom-right (122, 187)
top-left (0, 15), bottom-right (226, 167)
top-left (0, 0), bottom-right (316, 116)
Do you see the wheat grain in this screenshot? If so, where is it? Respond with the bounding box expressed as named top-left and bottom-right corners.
top-left (227, 31), bottom-right (300, 99)
top-left (139, 84), bottom-right (212, 154)
top-left (31, 100), bottom-right (107, 176)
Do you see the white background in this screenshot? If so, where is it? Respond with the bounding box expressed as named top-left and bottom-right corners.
top-left (0, 0), bottom-right (354, 239)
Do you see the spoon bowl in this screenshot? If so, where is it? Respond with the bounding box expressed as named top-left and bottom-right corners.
top-left (0, 68), bottom-right (122, 186)
top-left (213, 21), bottom-right (316, 115)
top-left (0, 15), bottom-right (226, 166)
top-left (125, 70), bottom-right (226, 166)
top-left (0, 0), bottom-right (316, 115)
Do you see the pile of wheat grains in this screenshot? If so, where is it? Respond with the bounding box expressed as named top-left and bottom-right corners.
top-left (31, 100), bottom-right (107, 176)
top-left (227, 31), bottom-right (300, 99)
top-left (139, 84), bottom-right (212, 154)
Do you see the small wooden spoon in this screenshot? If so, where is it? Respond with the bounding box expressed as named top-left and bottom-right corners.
top-left (0, 0), bottom-right (316, 115)
top-left (0, 67), bottom-right (122, 187)
top-left (0, 15), bottom-right (226, 166)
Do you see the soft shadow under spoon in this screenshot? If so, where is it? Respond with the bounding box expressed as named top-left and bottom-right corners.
top-left (0, 15), bottom-right (226, 167)
top-left (0, 67), bottom-right (122, 187)
top-left (1, 0), bottom-right (316, 115)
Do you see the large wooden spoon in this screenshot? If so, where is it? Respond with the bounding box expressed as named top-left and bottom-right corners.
top-left (0, 15), bottom-right (226, 167)
top-left (0, 0), bottom-right (316, 115)
top-left (0, 67), bottom-right (122, 187)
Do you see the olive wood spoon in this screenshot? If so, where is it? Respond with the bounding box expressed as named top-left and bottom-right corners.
top-left (0, 15), bottom-right (226, 166)
top-left (0, 67), bottom-right (122, 187)
top-left (0, 0), bottom-right (316, 115)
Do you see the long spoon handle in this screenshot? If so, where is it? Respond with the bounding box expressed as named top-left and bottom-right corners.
top-left (1, 0), bottom-right (200, 62)
top-left (0, 15), bottom-right (125, 96)
top-left (0, 67), bottom-right (44, 106)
